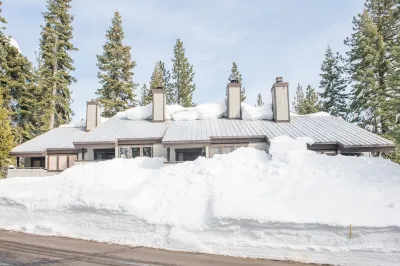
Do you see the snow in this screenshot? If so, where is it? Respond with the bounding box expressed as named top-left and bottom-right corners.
top-left (122, 101), bottom-right (275, 121)
top-left (59, 117), bottom-right (109, 128)
top-left (1, 136), bottom-right (400, 265)
top-left (123, 101), bottom-right (227, 121)
top-left (8, 37), bottom-right (21, 53)
top-left (241, 103), bottom-right (274, 120)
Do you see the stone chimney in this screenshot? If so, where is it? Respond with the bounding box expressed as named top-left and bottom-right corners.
top-left (152, 87), bottom-right (166, 122)
top-left (86, 99), bottom-right (101, 131)
top-left (227, 80), bottom-right (241, 119)
top-left (271, 77), bottom-right (290, 122)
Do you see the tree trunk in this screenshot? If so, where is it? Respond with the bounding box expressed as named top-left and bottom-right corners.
top-left (48, 33), bottom-right (58, 130)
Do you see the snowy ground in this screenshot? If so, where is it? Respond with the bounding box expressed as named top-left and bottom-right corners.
top-left (0, 136), bottom-right (399, 266)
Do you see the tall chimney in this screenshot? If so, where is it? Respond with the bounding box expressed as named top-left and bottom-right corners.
top-left (271, 77), bottom-right (290, 122)
top-left (227, 80), bottom-right (241, 119)
top-left (152, 87), bottom-right (166, 122)
top-left (86, 99), bottom-right (101, 131)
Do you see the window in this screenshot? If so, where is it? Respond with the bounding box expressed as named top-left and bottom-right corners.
top-left (223, 146), bottom-right (234, 154)
top-left (132, 147), bottom-right (140, 158)
top-left (211, 144), bottom-right (248, 157)
top-left (94, 149), bottom-right (115, 160)
top-left (143, 147), bottom-right (152, 157)
top-left (210, 147), bottom-right (222, 157)
top-left (119, 147), bottom-right (129, 158)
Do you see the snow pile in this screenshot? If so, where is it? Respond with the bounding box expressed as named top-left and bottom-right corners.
top-left (241, 103), bottom-right (274, 120)
top-left (1, 136), bottom-right (400, 265)
top-left (125, 104), bottom-right (152, 120)
top-left (171, 102), bottom-right (227, 121)
top-left (123, 102), bottom-right (227, 121)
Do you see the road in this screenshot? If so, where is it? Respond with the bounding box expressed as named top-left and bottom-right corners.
top-left (0, 230), bottom-right (319, 266)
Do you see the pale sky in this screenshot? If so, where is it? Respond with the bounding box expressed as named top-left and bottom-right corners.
top-left (3, 0), bottom-right (365, 122)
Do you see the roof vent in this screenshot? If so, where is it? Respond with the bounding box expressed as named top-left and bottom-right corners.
top-left (276, 77), bottom-right (283, 83)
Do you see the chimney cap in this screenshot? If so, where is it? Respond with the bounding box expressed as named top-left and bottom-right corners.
top-left (155, 86), bottom-right (163, 90)
top-left (230, 79), bottom-right (239, 84)
top-left (276, 77), bottom-right (283, 83)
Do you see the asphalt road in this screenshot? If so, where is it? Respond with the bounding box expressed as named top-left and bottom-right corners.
top-left (0, 230), bottom-right (318, 266)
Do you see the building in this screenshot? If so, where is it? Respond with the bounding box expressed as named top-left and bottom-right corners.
top-left (8, 78), bottom-right (395, 177)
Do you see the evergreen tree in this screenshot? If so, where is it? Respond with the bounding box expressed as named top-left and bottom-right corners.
top-left (139, 84), bottom-right (151, 106)
top-left (149, 61), bottom-right (174, 104)
top-left (319, 46), bottom-right (348, 119)
top-left (38, 0), bottom-right (77, 130)
top-left (228, 62), bottom-right (246, 101)
top-left (257, 93), bottom-right (264, 106)
top-left (345, 0), bottom-right (399, 133)
top-left (159, 61), bottom-right (174, 104)
top-left (303, 85), bottom-right (322, 114)
top-left (292, 84), bottom-right (321, 115)
top-left (0, 92), bottom-right (13, 177)
top-left (0, 1), bottom-right (40, 144)
top-left (96, 12), bottom-right (137, 117)
top-left (292, 83), bottom-right (306, 114)
top-left (171, 39), bottom-right (195, 107)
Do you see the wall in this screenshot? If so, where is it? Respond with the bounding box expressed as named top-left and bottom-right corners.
top-left (7, 169), bottom-right (59, 178)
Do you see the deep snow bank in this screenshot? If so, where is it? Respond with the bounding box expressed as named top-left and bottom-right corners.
top-left (1, 136), bottom-right (400, 265)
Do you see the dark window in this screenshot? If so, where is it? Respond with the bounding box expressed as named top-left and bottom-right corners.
top-left (175, 148), bottom-right (204, 162)
top-left (94, 149), bottom-right (115, 160)
top-left (132, 147), bottom-right (140, 158)
top-left (31, 157), bottom-right (45, 168)
top-left (143, 147), bottom-right (152, 157)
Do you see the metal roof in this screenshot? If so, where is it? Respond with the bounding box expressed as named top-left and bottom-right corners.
top-left (75, 115), bottom-right (169, 144)
top-left (11, 115), bottom-right (394, 155)
top-left (10, 127), bottom-right (87, 155)
top-left (162, 116), bottom-right (394, 148)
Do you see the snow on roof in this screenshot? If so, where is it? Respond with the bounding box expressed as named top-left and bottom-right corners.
top-left (121, 101), bottom-right (273, 121)
top-left (10, 127), bottom-right (87, 155)
top-left (75, 115), bottom-right (169, 144)
top-left (162, 116), bottom-right (394, 147)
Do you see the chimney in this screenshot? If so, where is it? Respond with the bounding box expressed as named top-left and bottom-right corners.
top-left (152, 87), bottom-right (166, 122)
top-left (86, 99), bottom-right (101, 131)
top-left (227, 80), bottom-right (241, 119)
top-left (271, 77), bottom-right (290, 122)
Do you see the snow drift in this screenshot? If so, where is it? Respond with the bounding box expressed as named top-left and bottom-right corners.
top-left (1, 136), bottom-right (400, 266)
top-left (241, 103), bottom-right (273, 120)
top-left (122, 101), bottom-right (274, 121)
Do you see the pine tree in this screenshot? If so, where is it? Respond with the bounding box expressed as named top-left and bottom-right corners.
top-left (149, 61), bottom-right (174, 104)
top-left (257, 93), bottom-right (264, 106)
top-left (345, 0), bottom-right (399, 133)
top-left (96, 12), bottom-right (137, 117)
top-left (303, 85), bottom-right (322, 114)
top-left (292, 83), bottom-right (306, 114)
top-left (139, 84), bottom-right (151, 106)
top-left (319, 46), bottom-right (348, 119)
top-left (0, 92), bottom-right (13, 177)
top-left (159, 61), bottom-right (174, 104)
top-left (171, 39), bottom-right (195, 107)
top-left (0, 1), bottom-right (40, 144)
top-left (38, 0), bottom-right (77, 130)
top-left (228, 62), bottom-right (246, 101)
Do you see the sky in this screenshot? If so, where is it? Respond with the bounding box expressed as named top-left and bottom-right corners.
top-left (3, 0), bottom-right (365, 122)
